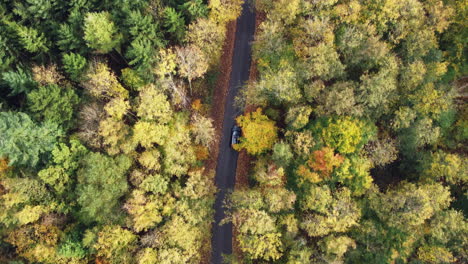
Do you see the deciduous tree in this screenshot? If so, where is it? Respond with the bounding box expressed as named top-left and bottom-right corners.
top-left (235, 108), bottom-right (278, 155)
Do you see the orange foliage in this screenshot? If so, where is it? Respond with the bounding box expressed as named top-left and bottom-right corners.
top-left (96, 258), bottom-right (110, 264)
top-left (194, 145), bottom-right (210, 161)
top-left (0, 158), bottom-right (10, 174)
top-left (296, 165), bottom-right (321, 183)
top-left (307, 147), bottom-right (344, 177)
top-left (192, 99), bottom-right (203, 112)
top-left (297, 147), bottom-right (344, 184)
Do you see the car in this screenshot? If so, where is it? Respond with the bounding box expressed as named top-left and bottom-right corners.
top-left (231, 125), bottom-right (241, 147)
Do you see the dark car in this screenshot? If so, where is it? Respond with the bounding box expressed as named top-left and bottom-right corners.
top-left (231, 125), bottom-right (241, 147)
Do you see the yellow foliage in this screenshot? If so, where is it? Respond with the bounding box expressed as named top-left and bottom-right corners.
top-left (193, 145), bottom-right (210, 161)
top-left (83, 62), bottom-right (128, 99)
top-left (235, 108), bottom-right (278, 155)
top-left (0, 158), bottom-right (10, 175)
top-left (154, 48), bottom-right (177, 78)
top-left (32, 64), bottom-right (63, 86)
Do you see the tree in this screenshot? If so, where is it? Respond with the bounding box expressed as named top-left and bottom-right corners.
top-left (94, 225), bottom-right (137, 264)
top-left (190, 114), bottom-right (215, 148)
top-left (285, 105), bottom-right (313, 130)
top-left (315, 117), bottom-right (376, 154)
top-left (83, 12), bottom-right (122, 53)
top-left (316, 81), bottom-right (363, 117)
top-left (370, 182), bottom-right (451, 229)
top-left (163, 7), bottom-right (185, 42)
top-left (333, 156), bottom-right (373, 196)
top-left (83, 61), bottom-right (129, 99)
top-left (181, 0), bottom-right (208, 21)
top-left (38, 139), bottom-right (88, 194)
top-left (137, 248), bottom-right (158, 264)
top-left (99, 117), bottom-right (133, 155)
top-left (162, 113), bottom-right (196, 176)
top-left (1, 67), bottom-right (35, 96)
top-left (175, 45), bottom-right (209, 94)
top-left (428, 209), bottom-right (468, 261)
top-left (123, 190), bottom-right (163, 232)
top-left (138, 149), bottom-right (161, 172)
top-left (234, 108), bottom-right (278, 155)
top-left (31, 64), bottom-right (63, 85)
top-left (208, 0), bottom-right (243, 24)
top-left (416, 246), bottom-right (455, 264)
top-left (187, 18), bottom-right (225, 63)
top-left (231, 209), bottom-right (283, 261)
top-left (300, 184), bottom-right (333, 214)
top-left (62, 53), bottom-right (87, 81)
top-left (300, 188), bottom-right (361, 237)
top-left (302, 43), bottom-right (345, 81)
top-left (137, 84), bottom-right (173, 123)
top-left (14, 24), bottom-right (49, 53)
top-left (319, 235), bottom-right (356, 263)
top-left (252, 158), bottom-right (286, 187)
top-left (132, 121), bottom-right (169, 148)
top-left (272, 142), bottom-right (293, 167)
top-left (0, 112), bottom-right (62, 167)
top-left (27, 84), bottom-right (79, 128)
top-left (422, 151), bottom-right (466, 184)
top-left (76, 153), bottom-right (132, 224)
top-left (364, 138), bottom-right (398, 167)
top-left (296, 147), bottom-right (344, 184)
top-left (255, 61), bottom-right (303, 105)
top-left (263, 187), bottom-right (296, 213)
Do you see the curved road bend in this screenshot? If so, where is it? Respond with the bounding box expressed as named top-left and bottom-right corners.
top-left (211, 1), bottom-right (256, 263)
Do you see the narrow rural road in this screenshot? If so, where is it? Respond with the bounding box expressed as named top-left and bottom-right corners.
top-left (211, 1), bottom-right (255, 263)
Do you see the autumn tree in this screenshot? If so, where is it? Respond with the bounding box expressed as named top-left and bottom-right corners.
top-left (234, 108), bottom-right (278, 155)
top-left (82, 61), bottom-right (129, 99)
top-left (175, 45), bottom-right (209, 94)
top-left (94, 225), bottom-right (137, 264)
top-left (314, 117), bottom-right (376, 154)
top-left (370, 182), bottom-right (451, 229)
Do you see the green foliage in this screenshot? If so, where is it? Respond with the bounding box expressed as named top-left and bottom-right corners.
top-left (181, 0), bottom-right (208, 21)
top-left (38, 139), bottom-right (88, 194)
top-left (14, 24), bottom-right (49, 53)
top-left (121, 68), bottom-right (146, 91)
top-left (0, 112), bottom-right (62, 167)
top-left (62, 53), bottom-right (87, 81)
top-left (76, 153), bottom-right (132, 224)
top-left (27, 84), bottom-right (79, 127)
top-left (83, 12), bottom-right (122, 53)
top-left (163, 7), bottom-right (185, 42)
top-left (1, 67), bottom-right (35, 96)
top-left (272, 142), bottom-right (293, 167)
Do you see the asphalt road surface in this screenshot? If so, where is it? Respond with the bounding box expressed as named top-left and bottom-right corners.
top-left (210, 1), bottom-right (255, 263)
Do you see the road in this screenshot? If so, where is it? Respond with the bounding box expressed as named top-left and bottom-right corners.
top-left (211, 1), bottom-right (256, 263)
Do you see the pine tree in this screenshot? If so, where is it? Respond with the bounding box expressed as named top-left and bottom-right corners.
top-left (62, 53), bottom-right (87, 81)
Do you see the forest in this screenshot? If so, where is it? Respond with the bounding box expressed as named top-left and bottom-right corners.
top-left (228, 0), bottom-right (467, 263)
top-left (0, 0), bottom-right (243, 263)
top-left (0, 0), bottom-right (467, 264)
